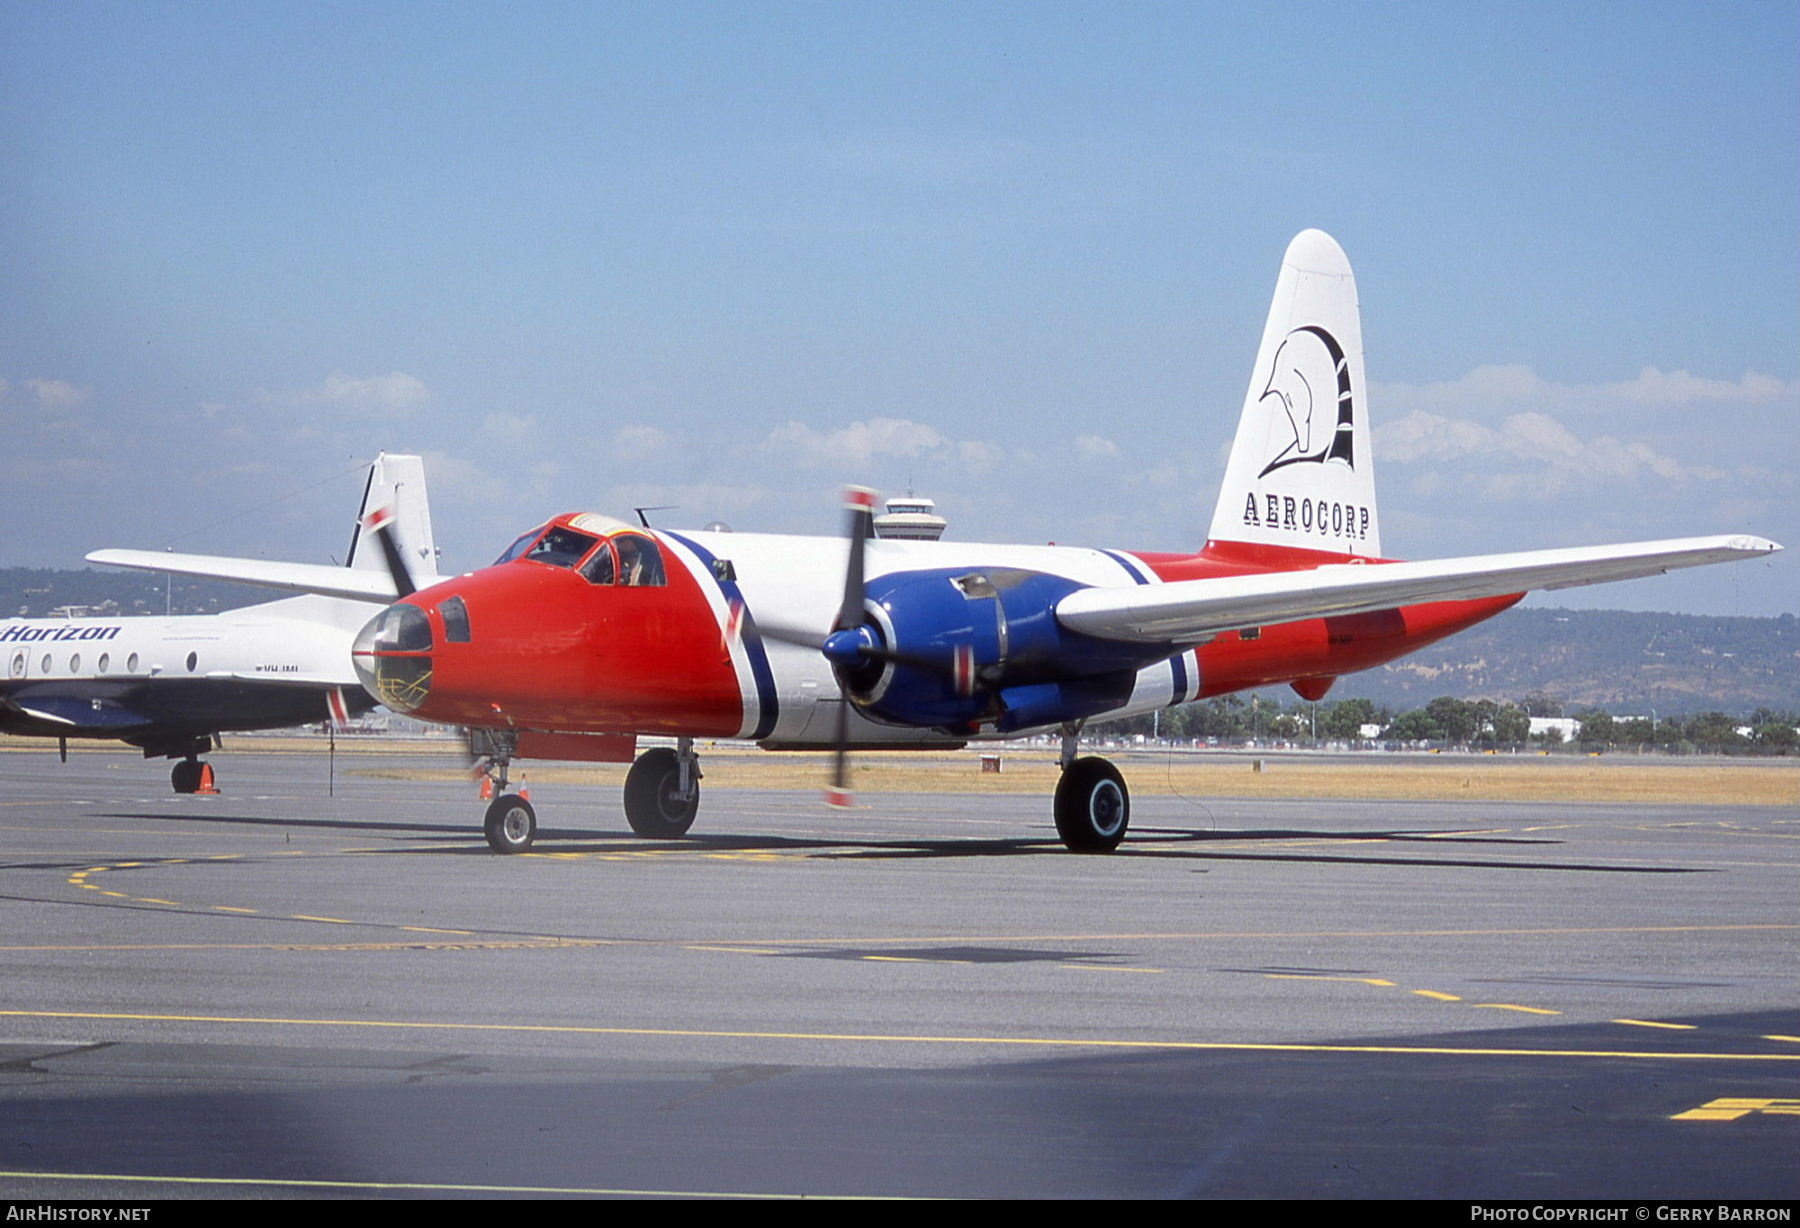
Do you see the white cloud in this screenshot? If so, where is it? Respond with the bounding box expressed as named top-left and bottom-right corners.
top-left (766, 416), bottom-right (997, 471)
top-left (1075, 433), bottom-right (1120, 459)
top-left (1373, 364), bottom-right (1797, 416)
top-left (9, 378), bottom-right (91, 413)
top-left (298, 371), bottom-right (430, 413)
top-left (613, 424), bottom-right (667, 454)
top-left (1377, 408), bottom-right (1727, 499)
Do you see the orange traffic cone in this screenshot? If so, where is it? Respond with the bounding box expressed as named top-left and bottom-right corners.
top-left (479, 777), bottom-right (493, 800)
top-left (196, 763), bottom-right (219, 795)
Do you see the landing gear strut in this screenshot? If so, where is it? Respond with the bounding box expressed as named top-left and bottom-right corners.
top-left (472, 728), bottom-right (536, 854)
top-left (624, 737), bottom-right (701, 838)
top-left (1053, 723), bottom-right (1129, 852)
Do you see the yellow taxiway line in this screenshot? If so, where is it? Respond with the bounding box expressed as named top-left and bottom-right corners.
top-left (4, 1008), bottom-right (1797, 1062)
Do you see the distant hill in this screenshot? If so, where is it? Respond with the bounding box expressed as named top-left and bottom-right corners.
top-left (1328, 605), bottom-right (1799, 715)
top-left (1, 567), bottom-right (278, 621)
top-left (6, 568), bottom-right (1794, 715)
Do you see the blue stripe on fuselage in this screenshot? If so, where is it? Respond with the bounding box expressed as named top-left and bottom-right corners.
top-left (661, 532), bottom-right (780, 740)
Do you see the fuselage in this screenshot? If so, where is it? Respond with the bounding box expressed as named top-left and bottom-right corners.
top-left (1, 595), bottom-right (374, 755)
top-left (356, 514), bottom-right (1519, 746)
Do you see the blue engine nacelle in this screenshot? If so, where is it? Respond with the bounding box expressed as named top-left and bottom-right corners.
top-left (836, 567), bottom-right (1178, 734)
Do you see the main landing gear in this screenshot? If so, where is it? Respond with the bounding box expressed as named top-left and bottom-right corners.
top-left (471, 732), bottom-right (703, 854)
top-left (623, 738), bottom-right (702, 838)
top-left (170, 757), bottom-right (218, 795)
top-left (1052, 724), bottom-right (1129, 853)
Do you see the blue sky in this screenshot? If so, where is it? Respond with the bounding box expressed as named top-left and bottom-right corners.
top-left (3, 1), bottom-right (1795, 615)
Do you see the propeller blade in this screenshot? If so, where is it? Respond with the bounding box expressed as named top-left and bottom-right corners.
top-left (836, 487), bottom-right (877, 631)
top-left (754, 616), bottom-right (826, 651)
top-left (363, 506), bottom-right (417, 599)
top-left (824, 695), bottom-right (853, 808)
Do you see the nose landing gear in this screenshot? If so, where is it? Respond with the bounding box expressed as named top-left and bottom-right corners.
top-left (471, 728), bottom-right (536, 853)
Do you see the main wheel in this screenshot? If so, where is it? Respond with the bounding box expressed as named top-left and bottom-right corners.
top-left (624, 747), bottom-right (699, 838)
top-left (1054, 756), bottom-right (1129, 852)
top-left (484, 794), bottom-right (537, 854)
top-left (171, 760), bottom-right (203, 794)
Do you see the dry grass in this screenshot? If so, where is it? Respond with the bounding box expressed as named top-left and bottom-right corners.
top-left (354, 742), bottom-right (1795, 806)
top-left (10, 736), bottom-right (1793, 805)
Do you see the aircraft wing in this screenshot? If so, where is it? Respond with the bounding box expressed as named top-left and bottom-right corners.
top-left (85, 550), bottom-right (399, 603)
top-left (1055, 535), bottom-right (1782, 644)
top-left (4, 695), bottom-right (154, 730)
top-left (208, 670), bottom-right (361, 687)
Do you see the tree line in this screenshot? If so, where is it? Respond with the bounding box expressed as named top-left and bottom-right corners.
top-left (1096, 691), bottom-right (1800, 755)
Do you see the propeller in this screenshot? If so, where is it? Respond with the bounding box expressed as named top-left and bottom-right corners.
top-left (824, 487), bottom-right (876, 808)
top-left (744, 487), bottom-right (992, 808)
top-left (363, 506), bottom-right (418, 599)
top-left (745, 487), bottom-right (878, 808)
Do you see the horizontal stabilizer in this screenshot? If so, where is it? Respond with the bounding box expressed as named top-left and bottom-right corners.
top-left (85, 549), bottom-right (399, 603)
top-left (1056, 535), bottom-right (1782, 643)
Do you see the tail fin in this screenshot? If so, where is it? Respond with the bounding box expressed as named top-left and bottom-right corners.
top-left (346, 452), bottom-right (438, 582)
top-left (1205, 230), bottom-right (1380, 558)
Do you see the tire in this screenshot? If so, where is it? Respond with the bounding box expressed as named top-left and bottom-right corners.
top-left (624, 747), bottom-right (699, 838)
top-left (1054, 756), bottom-right (1129, 852)
top-left (484, 794), bottom-right (537, 854)
top-left (171, 760), bottom-right (203, 794)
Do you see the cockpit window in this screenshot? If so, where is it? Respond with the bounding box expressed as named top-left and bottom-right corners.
top-left (493, 527), bottom-right (542, 566)
top-left (579, 542), bottom-right (616, 586)
top-left (613, 535), bottom-right (666, 586)
top-left (525, 527), bottom-right (599, 569)
top-left (575, 533), bottom-right (666, 586)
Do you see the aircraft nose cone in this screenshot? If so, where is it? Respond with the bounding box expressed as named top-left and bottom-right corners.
top-left (352, 603), bottom-right (434, 712)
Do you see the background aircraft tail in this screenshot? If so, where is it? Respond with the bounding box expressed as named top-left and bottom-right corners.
top-left (346, 452), bottom-right (438, 582)
top-left (1205, 230), bottom-right (1380, 558)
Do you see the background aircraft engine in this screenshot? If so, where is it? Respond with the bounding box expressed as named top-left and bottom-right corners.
top-left (834, 567), bottom-right (1175, 734)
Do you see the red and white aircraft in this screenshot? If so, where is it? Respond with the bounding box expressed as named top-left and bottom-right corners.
top-left (94, 232), bottom-right (1780, 852)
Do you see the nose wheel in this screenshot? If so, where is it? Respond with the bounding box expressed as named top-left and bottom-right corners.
top-left (484, 794), bottom-right (537, 853)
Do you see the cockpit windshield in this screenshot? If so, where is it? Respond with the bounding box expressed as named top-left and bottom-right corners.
top-left (493, 527), bottom-right (544, 566)
top-left (524, 527), bottom-right (600, 569)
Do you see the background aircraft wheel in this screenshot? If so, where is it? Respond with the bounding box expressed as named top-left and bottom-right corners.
top-left (624, 747), bottom-right (699, 838)
top-left (171, 760), bottom-right (203, 794)
top-left (1054, 756), bottom-right (1129, 852)
top-left (484, 794), bottom-right (537, 854)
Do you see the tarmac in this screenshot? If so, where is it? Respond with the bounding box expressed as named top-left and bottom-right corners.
top-left (0, 746), bottom-right (1794, 1199)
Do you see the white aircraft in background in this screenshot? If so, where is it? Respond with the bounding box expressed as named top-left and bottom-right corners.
top-left (2, 453), bottom-right (435, 792)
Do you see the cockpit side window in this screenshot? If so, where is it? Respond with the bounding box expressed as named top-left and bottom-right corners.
top-left (525, 527), bottom-right (599, 569)
top-left (613, 534), bottom-right (666, 587)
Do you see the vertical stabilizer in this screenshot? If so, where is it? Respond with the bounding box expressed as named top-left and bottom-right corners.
top-left (346, 453), bottom-right (438, 581)
top-left (1206, 230), bottom-right (1380, 557)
